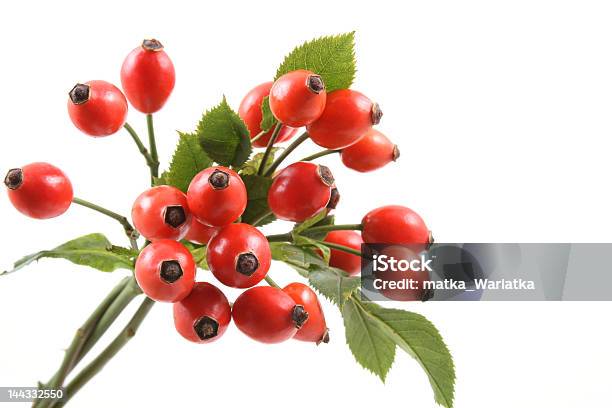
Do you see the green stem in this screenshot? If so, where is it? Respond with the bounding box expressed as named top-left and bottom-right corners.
top-left (263, 132), bottom-right (309, 177)
top-left (264, 275), bottom-right (280, 288)
top-left (72, 197), bottom-right (138, 249)
top-left (250, 130), bottom-right (267, 144)
top-left (146, 114), bottom-right (160, 184)
top-left (257, 123), bottom-right (283, 175)
top-left (52, 297), bottom-right (154, 408)
top-left (123, 123), bottom-right (156, 168)
top-left (300, 149), bottom-right (340, 162)
top-left (252, 211), bottom-right (274, 227)
top-left (266, 233), bottom-right (292, 242)
top-left (302, 223), bottom-right (363, 236)
top-left (315, 240), bottom-right (362, 257)
top-left (34, 277), bottom-right (131, 408)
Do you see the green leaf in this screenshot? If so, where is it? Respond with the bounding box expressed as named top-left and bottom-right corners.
top-left (275, 32), bottom-right (356, 92)
top-left (182, 241), bottom-right (209, 270)
top-left (365, 303), bottom-right (456, 408)
top-left (342, 297), bottom-right (396, 381)
top-left (260, 96), bottom-right (277, 132)
top-left (165, 132), bottom-right (213, 192)
top-left (270, 242), bottom-right (325, 272)
top-left (308, 265), bottom-right (360, 306)
top-left (2, 234), bottom-right (135, 275)
top-left (239, 148), bottom-right (281, 176)
top-left (291, 233), bottom-right (331, 264)
top-left (293, 210), bottom-right (329, 234)
top-left (240, 174), bottom-right (276, 226)
top-left (303, 214), bottom-right (336, 240)
top-left (153, 172), bottom-right (168, 186)
top-left (198, 97), bottom-right (252, 167)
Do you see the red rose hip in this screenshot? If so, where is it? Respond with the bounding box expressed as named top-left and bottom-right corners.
top-left (307, 89), bottom-right (382, 149)
top-left (184, 217), bottom-right (219, 245)
top-left (232, 286), bottom-right (309, 344)
top-left (341, 129), bottom-right (399, 172)
top-left (135, 240), bottom-right (196, 302)
top-left (67, 80), bottom-right (128, 137)
top-left (268, 162), bottom-right (334, 222)
top-left (207, 223), bottom-right (271, 288)
top-left (187, 167), bottom-right (247, 227)
top-left (269, 70), bottom-right (326, 127)
top-left (324, 230), bottom-right (363, 276)
top-left (362, 205), bottom-right (431, 246)
top-left (238, 82), bottom-right (298, 147)
top-left (4, 162), bottom-right (73, 219)
top-left (121, 39), bottom-right (175, 113)
top-left (282, 283), bottom-right (329, 344)
top-left (173, 282), bottom-right (231, 343)
top-left (131, 185), bottom-right (191, 241)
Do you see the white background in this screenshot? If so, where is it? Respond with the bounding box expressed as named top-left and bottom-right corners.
top-left (1, 1), bottom-right (611, 407)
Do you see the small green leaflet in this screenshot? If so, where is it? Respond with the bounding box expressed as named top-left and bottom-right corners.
top-left (2, 234), bottom-right (136, 275)
top-left (308, 265), bottom-right (360, 306)
top-left (198, 97), bottom-right (252, 167)
top-left (342, 297), bottom-right (396, 381)
top-left (240, 174), bottom-right (276, 226)
top-left (291, 234), bottom-right (331, 264)
top-left (260, 96), bottom-right (277, 132)
top-left (275, 32), bottom-right (356, 92)
top-left (239, 148), bottom-right (281, 176)
top-left (366, 303), bottom-right (456, 408)
top-left (292, 210), bottom-right (330, 234)
top-left (165, 132), bottom-right (213, 192)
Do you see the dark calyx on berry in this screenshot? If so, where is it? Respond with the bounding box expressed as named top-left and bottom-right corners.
top-left (426, 230), bottom-right (435, 250)
top-left (142, 39), bottom-right (164, 51)
top-left (291, 305), bottom-right (309, 329)
top-left (208, 169), bottom-right (230, 190)
top-left (327, 187), bottom-right (340, 209)
top-left (194, 316), bottom-right (219, 340)
top-left (421, 287), bottom-right (435, 302)
top-left (371, 102), bottom-right (383, 125)
top-left (307, 75), bottom-right (325, 94)
top-left (393, 145), bottom-right (400, 161)
top-left (235, 252), bottom-right (259, 276)
top-left (318, 328), bottom-right (330, 345)
top-left (4, 168), bottom-right (23, 190)
top-left (316, 165), bottom-right (335, 187)
top-left (69, 83), bottom-right (90, 105)
top-left (164, 206), bottom-right (187, 228)
top-left (160, 260), bottom-right (183, 283)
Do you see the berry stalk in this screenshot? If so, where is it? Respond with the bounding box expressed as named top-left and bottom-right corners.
top-left (257, 122), bottom-right (283, 175)
top-left (300, 149), bottom-right (340, 162)
top-left (302, 223), bottom-right (363, 235)
top-left (263, 131), bottom-right (310, 177)
top-left (51, 297), bottom-right (155, 408)
top-left (71, 197), bottom-right (138, 249)
top-left (146, 114), bottom-right (160, 184)
top-left (123, 123), bottom-right (156, 168)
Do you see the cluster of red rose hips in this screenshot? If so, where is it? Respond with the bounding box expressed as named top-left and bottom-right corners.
top-left (4, 39), bottom-right (432, 346)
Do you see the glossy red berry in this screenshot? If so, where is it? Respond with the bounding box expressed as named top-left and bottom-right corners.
top-left (341, 129), bottom-right (399, 172)
top-left (374, 246), bottom-right (430, 301)
top-left (187, 166), bottom-right (247, 227)
top-left (362, 205), bottom-right (431, 246)
top-left (307, 89), bottom-right (382, 149)
top-left (67, 80), bottom-right (128, 137)
top-left (4, 163), bottom-right (73, 219)
top-left (135, 240), bottom-right (195, 302)
top-left (184, 217), bottom-right (219, 245)
top-left (269, 70), bottom-right (326, 127)
top-left (173, 282), bottom-right (231, 343)
top-left (131, 185), bottom-right (191, 241)
top-left (238, 82), bottom-right (299, 148)
top-left (268, 162), bottom-right (334, 222)
top-left (232, 286), bottom-right (309, 344)
top-left (282, 283), bottom-right (329, 344)
top-left (207, 223), bottom-right (271, 288)
top-left (324, 231), bottom-right (363, 276)
top-left (121, 39), bottom-right (175, 113)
